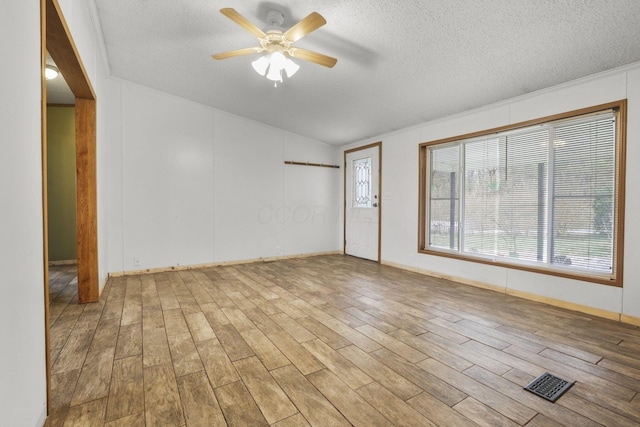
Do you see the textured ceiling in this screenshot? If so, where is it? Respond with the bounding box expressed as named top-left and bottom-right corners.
top-left (92, 0), bottom-right (640, 145)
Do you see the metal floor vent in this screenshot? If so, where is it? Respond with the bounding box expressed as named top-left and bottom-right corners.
top-left (524, 372), bottom-right (574, 402)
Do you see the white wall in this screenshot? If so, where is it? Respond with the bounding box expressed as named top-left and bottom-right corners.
top-left (1, 3), bottom-right (48, 426)
top-left (624, 66), bottom-right (640, 318)
top-left (344, 63), bottom-right (640, 320)
top-left (0, 1), bottom-right (110, 425)
top-left (106, 80), bottom-right (341, 273)
top-left (282, 134), bottom-right (341, 255)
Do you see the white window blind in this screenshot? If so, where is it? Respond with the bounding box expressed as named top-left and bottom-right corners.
top-left (551, 115), bottom-right (616, 272)
top-left (429, 145), bottom-right (460, 250)
top-left (426, 110), bottom-right (617, 278)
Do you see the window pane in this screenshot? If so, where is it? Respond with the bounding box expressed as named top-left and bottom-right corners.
top-left (463, 138), bottom-right (502, 256)
top-left (552, 117), bottom-right (615, 272)
top-left (352, 157), bottom-right (372, 208)
top-left (463, 131), bottom-right (548, 261)
top-left (429, 145), bottom-right (459, 250)
top-left (496, 130), bottom-right (548, 262)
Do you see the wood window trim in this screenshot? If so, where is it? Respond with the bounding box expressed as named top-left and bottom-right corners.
top-left (418, 100), bottom-right (627, 287)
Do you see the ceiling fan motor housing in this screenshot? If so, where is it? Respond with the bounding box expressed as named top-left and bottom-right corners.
top-left (266, 9), bottom-right (285, 30)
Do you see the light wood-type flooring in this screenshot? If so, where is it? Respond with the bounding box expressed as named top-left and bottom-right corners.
top-left (46, 255), bottom-right (640, 426)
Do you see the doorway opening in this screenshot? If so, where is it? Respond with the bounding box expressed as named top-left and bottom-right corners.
top-left (42, 0), bottom-right (99, 414)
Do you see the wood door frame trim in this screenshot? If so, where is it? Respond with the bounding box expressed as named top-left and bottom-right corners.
top-left (343, 142), bottom-right (382, 263)
top-left (40, 0), bottom-right (50, 414)
top-left (42, 0), bottom-right (99, 414)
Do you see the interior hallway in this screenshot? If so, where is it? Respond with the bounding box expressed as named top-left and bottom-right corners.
top-left (46, 255), bottom-right (640, 426)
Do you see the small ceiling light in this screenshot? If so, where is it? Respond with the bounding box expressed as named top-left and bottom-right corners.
top-left (45, 64), bottom-right (59, 80)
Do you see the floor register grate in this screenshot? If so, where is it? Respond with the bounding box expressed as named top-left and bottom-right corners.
top-left (524, 372), bottom-right (574, 402)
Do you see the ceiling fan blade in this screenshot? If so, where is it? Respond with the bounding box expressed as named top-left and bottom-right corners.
top-left (283, 12), bottom-right (326, 42)
top-left (289, 48), bottom-right (337, 68)
top-left (212, 47), bottom-right (261, 60)
top-left (220, 8), bottom-right (266, 39)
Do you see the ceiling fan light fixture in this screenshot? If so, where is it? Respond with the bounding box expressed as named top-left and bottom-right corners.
top-left (251, 55), bottom-right (270, 76)
top-left (45, 64), bottom-right (59, 80)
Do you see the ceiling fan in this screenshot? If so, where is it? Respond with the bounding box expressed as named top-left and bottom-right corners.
top-left (212, 8), bottom-right (337, 83)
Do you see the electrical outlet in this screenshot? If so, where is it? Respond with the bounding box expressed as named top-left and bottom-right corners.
top-left (134, 257), bottom-right (141, 267)
top-left (275, 246), bottom-right (281, 255)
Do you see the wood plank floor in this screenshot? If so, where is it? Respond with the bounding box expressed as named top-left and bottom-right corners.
top-left (45, 255), bottom-right (640, 426)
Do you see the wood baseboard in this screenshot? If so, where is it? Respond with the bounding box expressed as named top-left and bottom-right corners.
top-left (382, 259), bottom-right (628, 325)
top-left (505, 288), bottom-right (620, 321)
top-left (382, 260), bottom-right (507, 293)
top-left (108, 251), bottom-right (342, 278)
top-left (621, 314), bottom-right (640, 327)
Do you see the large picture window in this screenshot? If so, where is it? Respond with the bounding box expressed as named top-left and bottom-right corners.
top-left (418, 101), bottom-right (626, 286)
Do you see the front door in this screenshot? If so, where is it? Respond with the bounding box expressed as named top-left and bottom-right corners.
top-left (345, 143), bottom-right (380, 261)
